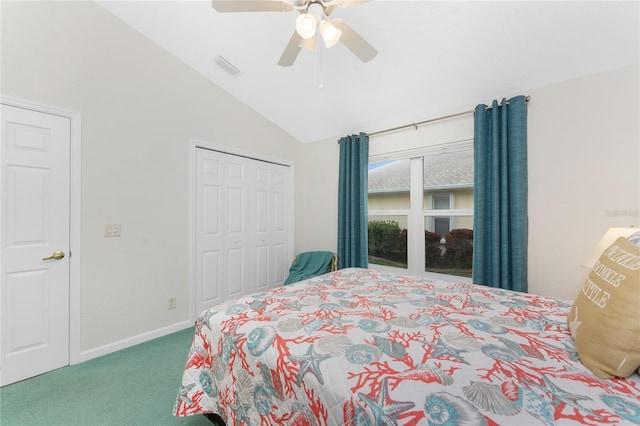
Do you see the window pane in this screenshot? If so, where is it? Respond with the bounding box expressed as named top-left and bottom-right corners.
top-left (368, 216), bottom-right (407, 269)
top-left (423, 151), bottom-right (474, 210)
top-left (422, 150), bottom-right (473, 277)
top-left (425, 217), bottom-right (473, 278)
top-left (368, 159), bottom-right (410, 210)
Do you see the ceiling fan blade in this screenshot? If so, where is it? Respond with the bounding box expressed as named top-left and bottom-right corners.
top-left (325, 0), bottom-right (370, 16)
top-left (212, 0), bottom-right (293, 13)
top-left (278, 31), bottom-right (304, 66)
top-left (335, 0), bottom-right (371, 8)
top-left (333, 19), bottom-right (377, 62)
top-left (324, 5), bottom-right (337, 16)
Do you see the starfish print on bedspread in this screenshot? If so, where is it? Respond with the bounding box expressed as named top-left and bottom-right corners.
top-left (358, 377), bottom-right (416, 425)
top-left (221, 324), bottom-right (245, 363)
top-left (196, 309), bottom-right (219, 333)
top-left (288, 344), bottom-right (331, 386)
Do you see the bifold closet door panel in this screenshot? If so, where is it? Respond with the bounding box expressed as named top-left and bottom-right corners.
top-left (195, 147), bottom-right (292, 312)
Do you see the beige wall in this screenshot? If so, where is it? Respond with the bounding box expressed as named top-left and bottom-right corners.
top-left (526, 64), bottom-right (639, 300)
top-left (451, 189), bottom-right (473, 210)
top-left (1, 1), bottom-right (302, 353)
top-left (369, 192), bottom-right (410, 210)
top-left (301, 64), bottom-right (639, 301)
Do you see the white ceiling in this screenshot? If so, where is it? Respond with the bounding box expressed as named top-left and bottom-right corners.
top-left (97, 1), bottom-right (639, 143)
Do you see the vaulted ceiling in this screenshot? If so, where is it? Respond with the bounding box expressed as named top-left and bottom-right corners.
top-left (97, 1), bottom-right (639, 143)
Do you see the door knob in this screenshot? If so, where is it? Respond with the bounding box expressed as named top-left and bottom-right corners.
top-left (42, 251), bottom-right (65, 261)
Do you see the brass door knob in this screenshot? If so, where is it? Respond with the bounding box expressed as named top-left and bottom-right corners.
top-left (42, 251), bottom-right (65, 261)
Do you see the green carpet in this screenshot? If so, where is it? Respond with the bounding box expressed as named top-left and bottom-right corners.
top-left (0, 327), bottom-right (214, 426)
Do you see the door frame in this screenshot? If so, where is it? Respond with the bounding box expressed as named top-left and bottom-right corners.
top-left (1, 95), bottom-right (82, 365)
top-left (188, 138), bottom-right (295, 322)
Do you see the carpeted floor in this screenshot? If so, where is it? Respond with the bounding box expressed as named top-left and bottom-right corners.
top-left (0, 327), bottom-right (215, 426)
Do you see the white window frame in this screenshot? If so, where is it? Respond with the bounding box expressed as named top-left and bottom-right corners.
top-left (368, 141), bottom-right (473, 283)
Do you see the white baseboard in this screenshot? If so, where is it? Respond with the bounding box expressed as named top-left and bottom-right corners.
top-left (77, 320), bottom-right (194, 364)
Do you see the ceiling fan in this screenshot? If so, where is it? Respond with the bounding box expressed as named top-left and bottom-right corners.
top-left (211, 0), bottom-right (378, 66)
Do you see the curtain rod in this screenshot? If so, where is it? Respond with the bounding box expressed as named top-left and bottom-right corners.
top-left (340, 95), bottom-right (531, 141)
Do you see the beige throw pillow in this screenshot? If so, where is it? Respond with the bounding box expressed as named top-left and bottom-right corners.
top-left (568, 236), bottom-right (640, 378)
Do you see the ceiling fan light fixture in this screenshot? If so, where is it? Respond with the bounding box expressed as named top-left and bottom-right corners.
top-left (318, 19), bottom-right (342, 48)
top-left (295, 13), bottom-right (318, 39)
top-left (212, 0), bottom-right (376, 66)
top-left (298, 35), bottom-right (316, 52)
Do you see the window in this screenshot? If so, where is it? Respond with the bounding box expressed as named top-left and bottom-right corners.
top-left (367, 144), bottom-right (474, 279)
top-left (367, 159), bottom-right (410, 268)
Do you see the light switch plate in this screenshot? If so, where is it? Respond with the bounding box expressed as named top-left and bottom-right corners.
top-left (104, 223), bottom-right (121, 237)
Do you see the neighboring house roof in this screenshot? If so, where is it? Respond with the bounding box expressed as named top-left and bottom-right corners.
top-left (368, 150), bottom-right (474, 193)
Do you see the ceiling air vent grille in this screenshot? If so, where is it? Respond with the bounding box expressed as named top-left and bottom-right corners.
top-left (214, 55), bottom-right (241, 77)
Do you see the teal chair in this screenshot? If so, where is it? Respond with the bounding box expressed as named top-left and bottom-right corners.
top-left (284, 251), bottom-right (337, 285)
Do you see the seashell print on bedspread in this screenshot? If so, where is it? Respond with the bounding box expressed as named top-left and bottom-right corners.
top-left (174, 268), bottom-right (640, 425)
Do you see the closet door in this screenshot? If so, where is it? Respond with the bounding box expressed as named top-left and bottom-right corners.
top-left (195, 149), bottom-right (224, 313)
top-left (254, 161), bottom-right (290, 291)
top-left (195, 148), bottom-right (292, 314)
top-left (223, 154), bottom-right (251, 300)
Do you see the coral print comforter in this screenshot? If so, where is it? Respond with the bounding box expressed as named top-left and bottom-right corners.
top-left (174, 268), bottom-right (640, 425)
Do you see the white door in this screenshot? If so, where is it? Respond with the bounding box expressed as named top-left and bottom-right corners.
top-left (254, 161), bottom-right (289, 290)
top-left (195, 147), bottom-right (291, 315)
top-left (224, 153), bottom-right (251, 300)
top-left (0, 104), bottom-right (71, 386)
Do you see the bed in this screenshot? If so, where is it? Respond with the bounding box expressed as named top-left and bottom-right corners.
top-left (173, 267), bottom-right (640, 425)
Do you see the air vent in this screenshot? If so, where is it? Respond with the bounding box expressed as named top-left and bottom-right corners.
top-left (214, 55), bottom-right (241, 77)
